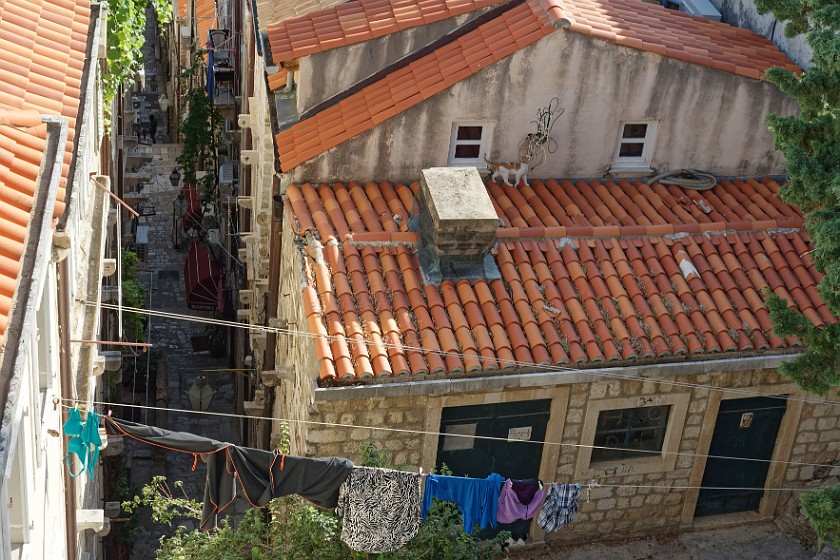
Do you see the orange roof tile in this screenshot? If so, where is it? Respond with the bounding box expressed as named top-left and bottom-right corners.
top-left (0, 0), bottom-right (92, 351)
top-left (0, 112), bottom-right (52, 350)
top-left (0, 0), bottom-right (91, 214)
top-left (276, 0), bottom-right (552, 170)
top-left (267, 0), bottom-right (508, 65)
top-left (538, 0), bottom-right (799, 79)
top-left (273, 0), bottom-right (797, 170)
top-left (267, 67), bottom-right (289, 91)
top-left (267, 0), bottom-right (798, 77)
top-left (286, 177), bottom-right (833, 383)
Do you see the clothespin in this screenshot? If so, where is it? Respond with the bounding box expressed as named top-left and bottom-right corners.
top-left (53, 397), bottom-right (59, 411)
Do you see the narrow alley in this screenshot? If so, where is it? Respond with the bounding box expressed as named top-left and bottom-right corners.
top-left (107, 6), bottom-right (244, 558)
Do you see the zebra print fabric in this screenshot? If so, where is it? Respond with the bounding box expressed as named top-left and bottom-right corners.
top-left (336, 466), bottom-right (422, 553)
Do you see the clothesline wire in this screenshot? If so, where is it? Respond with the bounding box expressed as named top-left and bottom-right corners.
top-left (76, 404), bottom-right (816, 495)
top-left (62, 399), bottom-right (837, 472)
top-left (85, 300), bottom-right (840, 411)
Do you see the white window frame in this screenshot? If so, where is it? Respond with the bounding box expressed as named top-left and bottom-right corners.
top-left (611, 121), bottom-right (657, 173)
top-left (447, 122), bottom-right (493, 168)
top-left (575, 392), bottom-right (689, 479)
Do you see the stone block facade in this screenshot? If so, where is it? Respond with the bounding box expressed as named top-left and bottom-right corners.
top-left (277, 361), bottom-right (840, 543)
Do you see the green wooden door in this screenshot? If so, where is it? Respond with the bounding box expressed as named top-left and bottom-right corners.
top-left (436, 399), bottom-right (551, 538)
top-left (694, 396), bottom-right (787, 518)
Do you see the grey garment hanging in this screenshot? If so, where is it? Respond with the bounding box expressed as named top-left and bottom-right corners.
top-left (106, 417), bottom-right (353, 530)
top-left (537, 483), bottom-right (581, 532)
top-left (336, 466), bottom-right (422, 553)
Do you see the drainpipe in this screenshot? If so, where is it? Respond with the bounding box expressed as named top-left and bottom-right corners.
top-left (57, 258), bottom-right (78, 560)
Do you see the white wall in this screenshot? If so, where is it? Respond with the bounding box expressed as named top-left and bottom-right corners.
top-left (296, 12), bottom-right (486, 113)
top-left (290, 30), bottom-right (798, 183)
top-left (1, 264), bottom-right (67, 560)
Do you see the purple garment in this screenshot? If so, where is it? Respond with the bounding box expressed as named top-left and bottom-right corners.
top-left (496, 479), bottom-right (545, 524)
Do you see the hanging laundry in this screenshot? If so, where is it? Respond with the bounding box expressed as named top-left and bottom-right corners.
top-left (106, 417), bottom-right (353, 530)
top-left (64, 408), bottom-right (102, 480)
top-left (336, 466), bottom-right (422, 553)
top-left (537, 483), bottom-right (581, 532)
top-left (421, 473), bottom-right (505, 534)
top-left (496, 479), bottom-right (545, 524)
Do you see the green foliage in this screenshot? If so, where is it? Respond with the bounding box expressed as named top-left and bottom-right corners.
top-left (359, 441), bottom-right (393, 468)
top-left (802, 484), bottom-right (840, 549)
top-left (103, 0), bottom-right (172, 110)
top-left (756, 0), bottom-right (840, 395)
top-left (127, 446), bottom-right (510, 559)
top-left (176, 55), bottom-right (223, 202)
top-left (121, 249), bottom-right (147, 341)
top-left (124, 476), bottom-right (201, 524)
top-left (114, 470), bottom-right (138, 551)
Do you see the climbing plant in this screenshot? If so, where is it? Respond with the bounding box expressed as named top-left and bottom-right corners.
top-left (121, 249), bottom-right (147, 342)
top-left (176, 54), bottom-right (223, 201)
top-left (103, 0), bottom-right (172, 112)
top-left (124, 444), bottom-right (510, 559)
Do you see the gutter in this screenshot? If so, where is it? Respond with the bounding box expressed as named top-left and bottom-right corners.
top-left (313, 353), bottom-right (796, 401)
top-left (0, 116), bottom-right (67, 552)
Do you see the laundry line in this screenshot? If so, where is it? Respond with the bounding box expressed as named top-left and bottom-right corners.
top-left (58, 399), bottom-right (836, 472)
top-left (85, 299), bottom-right (840, 412)
top-left (81, 408), bottom-right (815, 496)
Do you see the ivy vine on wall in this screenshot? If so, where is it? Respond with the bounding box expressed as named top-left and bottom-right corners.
top-left (103, 0), bottom-right (172, 112)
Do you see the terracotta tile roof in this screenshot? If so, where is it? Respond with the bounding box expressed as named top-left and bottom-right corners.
top-left (0, 111), bottom-right (54, 348)
top-left (286, 177), bottom-right (833, 382)
top-left (276, 0), bottom-right (553, 170)
top-left (267, 67), bottom-right (288, 91)
top-left (0, 0), bottom-right (92, 213)
top-left (536, 0), bottom-right (800, 79)
top-left (273, 0), bottom-right (797, 170)
top-left (267, 0), bottom-right (798, 74)
top-left (267, 0), bottom-right (509, 65)
top-left (255, 0), bottom-right (346, 35)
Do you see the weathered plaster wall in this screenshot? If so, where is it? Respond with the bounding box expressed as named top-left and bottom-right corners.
top-left (291, 30), bottom-right (797, 183)
top-left (296, 11), bottom-right (488, 112)
top-left (709, 0), bottom-right (812, 69)
top-left (284, 367), bottom-right (840, 541)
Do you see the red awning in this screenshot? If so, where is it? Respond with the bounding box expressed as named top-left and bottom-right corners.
top-left (184, 241), bottom-right (223, 311)
top-left (182, 182), bottom-right (202, 232)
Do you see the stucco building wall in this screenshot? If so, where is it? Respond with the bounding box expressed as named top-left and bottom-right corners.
top-left (296, 11), bottom-right (489, 112)
top-left (289, 30), bottom-right (797, 183)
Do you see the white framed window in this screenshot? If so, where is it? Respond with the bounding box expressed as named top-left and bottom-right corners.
top-left (447, 122), bottom-right (493, 167)
top-left (611, 121), bottom-right (657, 172)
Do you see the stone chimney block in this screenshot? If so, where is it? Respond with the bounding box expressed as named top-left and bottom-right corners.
top-left (414, 167), bottom-right (500, 282)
